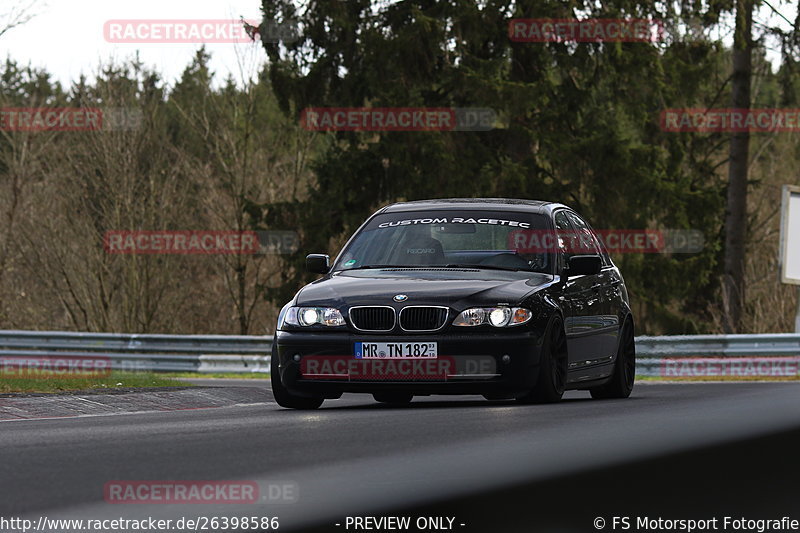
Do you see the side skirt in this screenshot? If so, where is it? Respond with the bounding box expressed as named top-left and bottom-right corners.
top-left (566, 361), bottom-right (614, 389)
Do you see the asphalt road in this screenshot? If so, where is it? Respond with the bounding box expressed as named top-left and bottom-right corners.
top-left (2, 382), bottom-right (800, 532)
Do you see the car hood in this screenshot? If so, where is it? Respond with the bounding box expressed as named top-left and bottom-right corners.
top-left (294, 268), bottom-right (555, 309)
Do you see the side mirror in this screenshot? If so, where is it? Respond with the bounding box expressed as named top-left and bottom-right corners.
top-left (305, 254), bottom-right (330, 274)
top-left (566, 254), bottom-right (602, 277)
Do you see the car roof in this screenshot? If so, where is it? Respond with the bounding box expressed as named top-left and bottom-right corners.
top-left (379, 198), bottom-right (566, 215)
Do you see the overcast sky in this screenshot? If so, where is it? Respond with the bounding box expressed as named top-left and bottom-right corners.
top-left (1, 0), bottom-right (266, 89)
top-left (1, 0), bottom-right (797, 92)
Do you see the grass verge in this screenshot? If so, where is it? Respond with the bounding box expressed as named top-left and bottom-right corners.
top-left (165, 373), bottom-right (798, 382)
top-left (163, 372), bottom-right (270, 379)
top-left (0, 371), bottom-right (189, 394)
top-left (7, 371), bottom-right (790, 393)
top-left (637, 375), bottom-right (800, 382)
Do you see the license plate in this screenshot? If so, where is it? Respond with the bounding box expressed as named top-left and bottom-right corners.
top-left (354, 342), bottom-right (438, 359)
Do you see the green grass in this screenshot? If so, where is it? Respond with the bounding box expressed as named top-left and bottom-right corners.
top-left (170, 372), bottom-right (795, 382)
top-left (173, 373), bottom-right (797, 382)
top-left (0, 371), bottom-right (190, 394)
top-left (6, 370), bottom-right (790, 394)
top-left (163, 372), bottom-right (270, 379)
top-left (637, 375), bottom-right (800, 382)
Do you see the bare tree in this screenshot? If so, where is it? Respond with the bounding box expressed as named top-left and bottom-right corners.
top-left (172, 52), bottom-right (318, 334)
top-left (0, 96), bottom-right (59, 327)
top-left (13, 65), bottom-right (201, 332)
top-left (0, 0), bottom-right (41, 39)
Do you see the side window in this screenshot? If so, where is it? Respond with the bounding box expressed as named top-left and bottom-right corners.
top-left (554, 210), bottom-right (576, 269)
top-left (566, 211), bottom-right (610, 266)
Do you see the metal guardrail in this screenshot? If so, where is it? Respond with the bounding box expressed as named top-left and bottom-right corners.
top-left (0, 330), bottom-right (798, 376)
top-left (0, 330), bottom-right (273, 373)
top-left (635, 333), bottom-right (800, 377)
top-left (635, 333), bottom-right (800, 357)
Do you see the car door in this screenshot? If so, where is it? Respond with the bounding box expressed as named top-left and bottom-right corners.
top-left (565, 211), bottom-right (619, 362)
top-left (553, 210), bottom-right (604, 367)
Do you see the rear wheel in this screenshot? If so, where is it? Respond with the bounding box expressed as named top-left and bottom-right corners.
top-left (517, 316), bottom-right (568, 404)
top-left (590, 318), bottom-right (635, 399)
top-left (373, 392), bottom-right (413, 404)
top-left (270, 350), bottom-right (324, 410)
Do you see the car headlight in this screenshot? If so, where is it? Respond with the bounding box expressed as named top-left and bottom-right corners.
top-left (453, 307), bottom-right (532, 327)
top-left (452, 308), bottom-right (485, 326)
top-left (283, 307), bottom-right (346, 327)
top-left (488, 307), bottom-right (512, 327)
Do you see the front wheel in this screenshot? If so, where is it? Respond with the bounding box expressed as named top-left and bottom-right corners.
top-left (590, 319), bottom-right (635, 399)
top-left (517, 316), bottom-right (568, 404)
top-left (270, 350), bottom-right (324, 410)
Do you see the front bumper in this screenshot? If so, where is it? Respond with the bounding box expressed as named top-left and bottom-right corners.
top-left (274, 327), bottom-right (546, 397)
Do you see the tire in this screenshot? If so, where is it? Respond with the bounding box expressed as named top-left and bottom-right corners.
top-left (373, 392), bottom-right (413, 404)
top-left (517, 316), bottom-right (568, 404)
top-left (270, 350), bottom-right (324, 410)
top-left (590, 318), bottom-right (635, 399)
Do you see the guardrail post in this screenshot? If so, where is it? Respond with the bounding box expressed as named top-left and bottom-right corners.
top-left (796, 287), bottom-right (800, 333)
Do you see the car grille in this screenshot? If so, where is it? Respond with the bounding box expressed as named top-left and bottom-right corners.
top-left (399, 306), bottom-right (448, 331)
top-left (349, 307), bottom-right (395, 331)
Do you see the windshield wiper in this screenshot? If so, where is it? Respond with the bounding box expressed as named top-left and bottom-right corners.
top-left (346, 264), bottom-right (414, 270)
top-left (345, 264), bottom-right (535, 272)
top-left (444, 263), bottom-right (528, 272)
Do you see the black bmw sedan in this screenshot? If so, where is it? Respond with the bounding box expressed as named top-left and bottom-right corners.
top-left (272, 198), bottom-right (635, 409)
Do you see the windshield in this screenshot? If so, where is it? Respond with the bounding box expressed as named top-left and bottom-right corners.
top-left (334, 210), bottom-right (554, 274)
